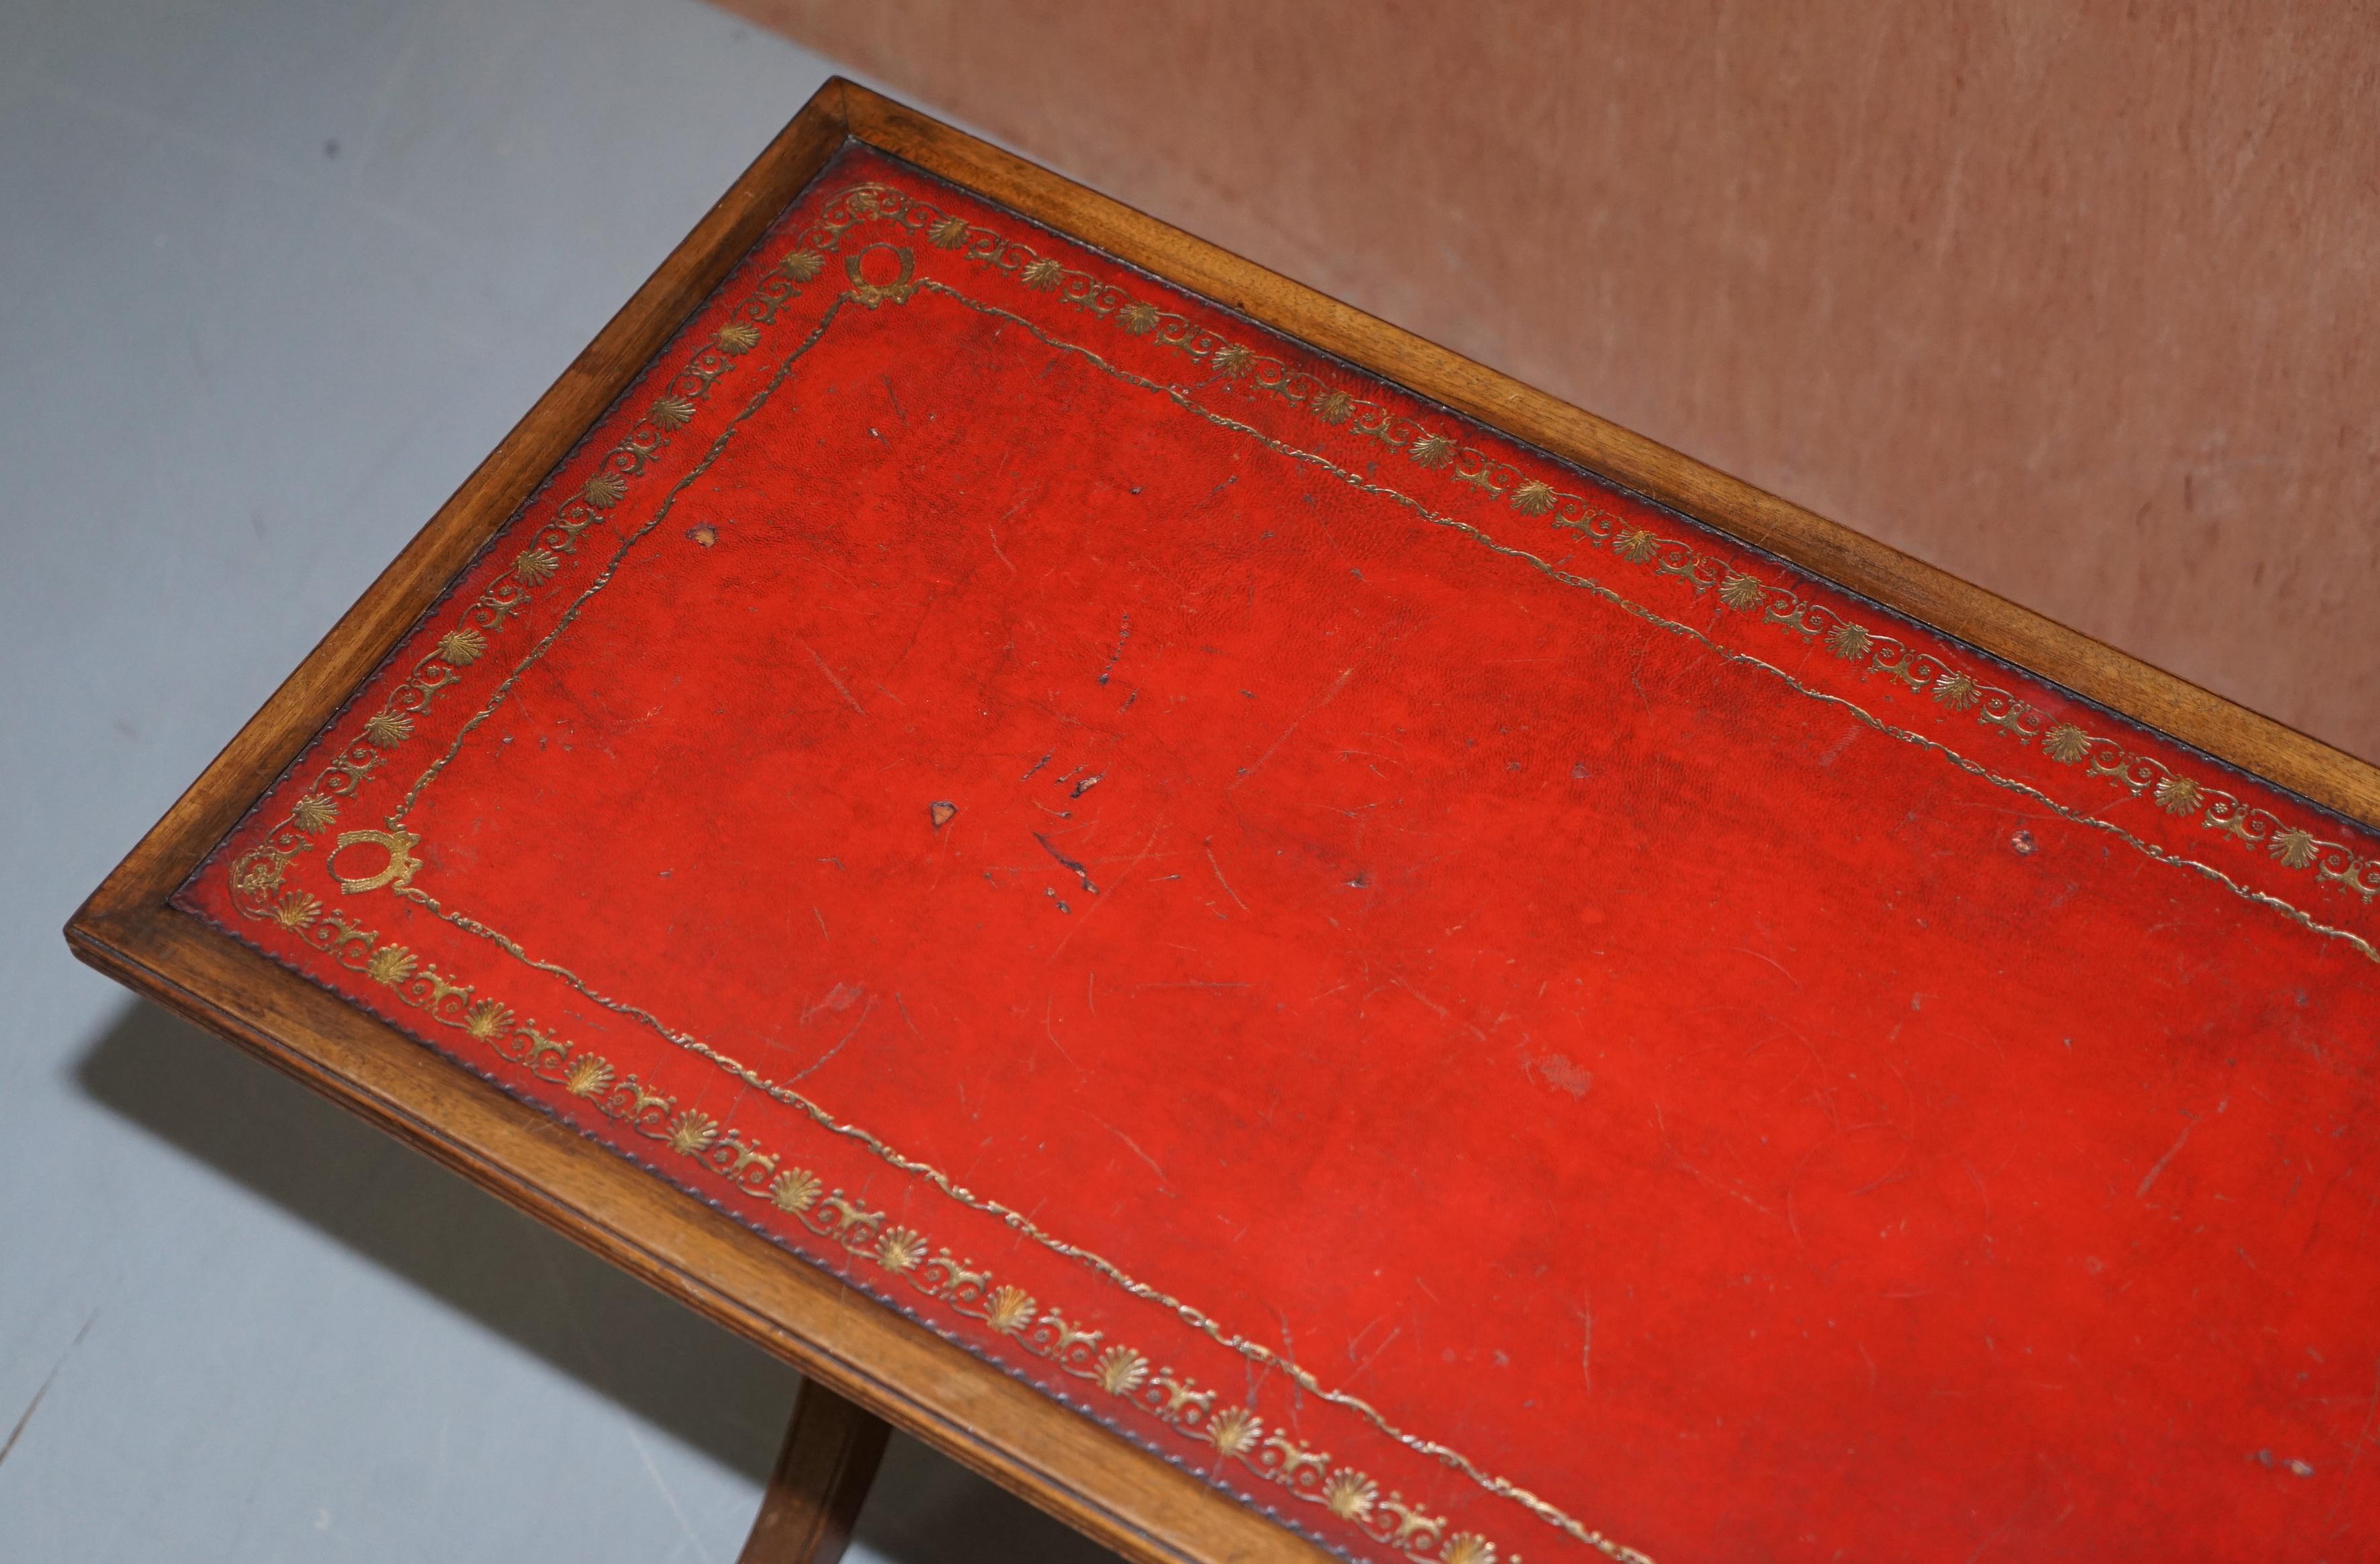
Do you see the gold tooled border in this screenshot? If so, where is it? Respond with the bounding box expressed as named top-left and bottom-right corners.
top-left (221, 238), bottom-right (837, 918)
top-left (351, 264), bottom-right (2380, 1561)
top-left (222, 243), bottom-right (1644, 1563)
top-left (232, 177), bottom-right (2380, 928)
top-left (211, 166), bottom-right (2380, 1564)
top-left (395, 258), bottom-right (2380, 970)
top-left (246, 889), bottom-right (1587, 1564)
top-left (370, 279), bottom-right (1655, 1561)
top-left (858, 179), bottom-right (2375, 913)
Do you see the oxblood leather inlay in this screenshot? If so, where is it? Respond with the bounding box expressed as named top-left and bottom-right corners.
top-left (183, 146), bottom-right (2380, 1564)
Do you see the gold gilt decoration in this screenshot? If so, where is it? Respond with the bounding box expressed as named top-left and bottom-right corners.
top-left (436, 628), bottom-right (487, 666)
top-left (328, 827), bottom-right (420, 895)
top-left (899, 279), bottom-right (2380, 966)
top-left (359, 710), bottom-right (414, 748)
top-left (234, 237), bottom-right (2376, 1563)
top-left (211, 177), bottom-right (2380, 1564)
top-left (511, 546), bottom-right (561, 586)
top-left (2273, 828), bottom-right (2322, 871)
top-left (843, 244), bottom-right (918, 309)
top-left (305, 244), bottom-right (2372, 1564)
top-left (343, 260), bottom-right (1678, 1557)
top-left (270, 891), bottom-right (320, 931)
top-left (777, 179), bottom-right (2377, 913)
top-left (771, 1167), bottom-right (823, 1214)
top-left (1097, 1345), bottom-right (1149, 1395)
top-left (877, 1226), bottom-right (928, 1273)
top-left (1328, 1470), bottom-right (1381, 1522)
top-left (222, 213), bottom-right (844, 918)
top-left (985, 1283), bottom-right (1036, 1333)
top-left (462, 999), bottom-right (512, 1042)
top-left (1932, 671), bottom-right (1979, 711)
top-left (2042, 722), bottom-right (2091, 764)
top-left (666, 1110), bottom-right (718, 1155)
top-left (393, 830), bottom-right (1702, 1563)
top-left (245, 895), bottom-right (1616, 1564)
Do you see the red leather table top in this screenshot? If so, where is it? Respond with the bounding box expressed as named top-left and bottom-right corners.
top-left (183, 146), bottom-right (2380, 1564)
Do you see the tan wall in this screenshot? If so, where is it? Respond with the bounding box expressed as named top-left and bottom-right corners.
top-left (729, 0), bottom-right (2380, 767)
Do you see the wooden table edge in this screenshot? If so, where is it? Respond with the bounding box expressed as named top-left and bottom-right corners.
top-left (61, 72), bottom-right (2380, 1564)
top-left (63, 901), bottom-right (1331, 1564)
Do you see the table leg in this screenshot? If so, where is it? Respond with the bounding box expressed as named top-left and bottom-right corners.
top-left (735, 1378), bottom-right (893, 1564)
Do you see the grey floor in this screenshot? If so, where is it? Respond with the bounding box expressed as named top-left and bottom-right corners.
top-left (0, 1), bottom-right (1115, 1558)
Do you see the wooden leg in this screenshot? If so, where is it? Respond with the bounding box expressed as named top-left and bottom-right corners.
top-left (735, 1379), bottom-right (893, 1564)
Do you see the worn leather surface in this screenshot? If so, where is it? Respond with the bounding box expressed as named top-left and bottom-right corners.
top-left (184, 147), bottom-right (2380, 1563)
top-left (736, 0), bottom-right (2380, 768)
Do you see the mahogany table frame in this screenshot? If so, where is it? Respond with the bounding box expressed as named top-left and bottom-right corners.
top-left (66, 79), bottom-right (2380, 1564)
